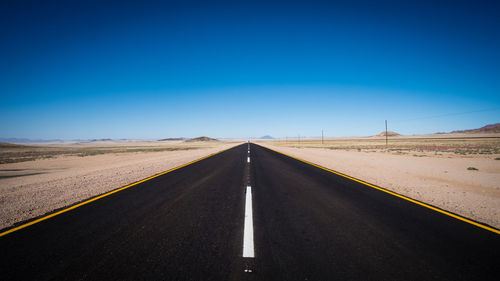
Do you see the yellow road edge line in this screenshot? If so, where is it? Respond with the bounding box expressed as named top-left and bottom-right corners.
top-left (0, 144), bottom-right (240, 238)
top-left (262, 145), bottom-right (500, 235)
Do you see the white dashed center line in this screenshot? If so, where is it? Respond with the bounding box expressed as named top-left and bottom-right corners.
top-left (243, 186), bottom-right (255, 258)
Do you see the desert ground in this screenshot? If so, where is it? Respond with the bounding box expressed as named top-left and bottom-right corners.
top-left (0, 139), bottom-right (240, 230)
top-left (256, 133), bottom-right (500, 228)
top-left (1, 134), bottom-right (499, 231)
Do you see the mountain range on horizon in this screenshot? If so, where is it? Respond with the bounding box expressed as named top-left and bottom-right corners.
top-left (1, 123), bottom-right (499, 143)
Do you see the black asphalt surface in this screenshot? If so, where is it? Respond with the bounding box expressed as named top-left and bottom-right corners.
top-left (1, 143), bottom-right (499, 280)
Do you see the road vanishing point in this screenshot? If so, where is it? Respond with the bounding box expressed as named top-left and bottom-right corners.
top-left (1, 143), bottom-right (499, 280)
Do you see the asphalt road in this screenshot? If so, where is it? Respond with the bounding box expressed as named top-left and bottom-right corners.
top-left (0, 143), bottom-right (499, 280)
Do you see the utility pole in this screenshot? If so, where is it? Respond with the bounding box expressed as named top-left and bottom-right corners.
top-left (321, 129), bottom-right (324, 145)
top-left (385, 120), bottom-right (388, 147)
top-left (298, 134), bottom-right (300, 145)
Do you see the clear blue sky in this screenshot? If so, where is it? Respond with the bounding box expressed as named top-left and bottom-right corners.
top-left (1, 0), bottom-right (499, 139)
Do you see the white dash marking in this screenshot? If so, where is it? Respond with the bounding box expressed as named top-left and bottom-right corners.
top-left (243, 186), bottom-right (255, 258)
top-left (247, 157), bottom-right (250, 163)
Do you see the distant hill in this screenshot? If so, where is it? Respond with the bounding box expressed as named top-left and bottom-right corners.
top-left (260, 135), bottom-right (274, 139)
top-left (449, 123), bottom-right (500, 134)
top-left (185, 136), bottom-right (218, 142)
top-left (158, 137), bottom-right (186, 141)
top-left (376, 131), bottom-right (400, 137)
top-left (89, 138), bottom-right (113, 142)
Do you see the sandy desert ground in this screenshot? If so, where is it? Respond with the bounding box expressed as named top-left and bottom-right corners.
top-left (0, 140), bottom-right (240, 230)
top-left (257, 134), bottom-right (500, 229)
top-left (2, 135), bottom-right (499, 231)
